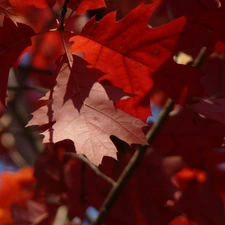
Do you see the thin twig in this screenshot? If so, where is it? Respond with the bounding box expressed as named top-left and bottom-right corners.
top-left (192, 46), bottom-right (207, 68)
top-left (58, 0), bottom-right (70, 31)
top-left (93, 99), bottom-right (175, 225)
top-left (65, 153), bottom-right (116, 186)
top-left (92, 45), bottom-right (207, 225)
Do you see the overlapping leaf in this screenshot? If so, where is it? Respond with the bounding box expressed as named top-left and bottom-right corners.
top-left (149, 0), bottom-right (225, 52)
top-left (191, 54), bottom-right (225, 123)
top-left (0, 17), bottom-right (34, 105)
top-left (152, 108), bottom-right (225, 168)
top-left (0, 0), bottom-right (15, 16)
top-left (9, 0), bottom-right (55, 9)
top-left (28, 55), bottom-right (147, 165)
top-left (70, 3), bottom-right (206, 121)
top-left (68, 0), bottom-right (106, 14)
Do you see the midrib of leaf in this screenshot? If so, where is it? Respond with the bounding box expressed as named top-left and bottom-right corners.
top-left (60, 31), bottom-right (87, 101)
top-left (60, 31), bottom-right (99, 135)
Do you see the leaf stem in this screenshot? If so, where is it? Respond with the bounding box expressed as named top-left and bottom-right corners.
top-left (93, 99), bottom-right (175, 225)
top-left (192, 46), bottom-right (207, 68)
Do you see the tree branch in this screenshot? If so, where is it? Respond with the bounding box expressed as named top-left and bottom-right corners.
top-left (93, 99), bottom-right (175, 225)
top-left (58, 0), bottom-right (70, 31)
top-left (92, 45), bottom-right (207, 225)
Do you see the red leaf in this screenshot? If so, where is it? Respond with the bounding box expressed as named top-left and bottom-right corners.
top-left (28, 55), bottom-right (147, 165)
top-left (65, 149), bottom-right (179, 225)
top-left (191, 54), bottom-right (225, 123)
top-left (174, 178), bottom-right (225, 225)
top-left (169, 216), bottom-right (199, 225)
top-left (152, 108), bottom-right (225, 168)
top-left (149, 0), bottom-right (225, 40)
top-left (70, 4), bottom-right (205, 121)
top-left (0, 167), bottom-right (35, 209)
top-left (8, 0), bottom-right (58, 32)
top-left (68, 0), bottom-right (106, 14)
top-left (0, 0), bottom-right (15, 16)
top-left (9, 0), bottom-right (52, 9)
top-left (192, 98), bottom-right (225, 124)
top-left (0, 17), bottom-right (34, 106)
top-left (11, 200), bottom-right (48, 225)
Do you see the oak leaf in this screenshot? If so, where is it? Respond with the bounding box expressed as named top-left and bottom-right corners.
top-left (70, 3), bottom-right (205, 121)
top-left (28, 55), bottom-right (147, 165)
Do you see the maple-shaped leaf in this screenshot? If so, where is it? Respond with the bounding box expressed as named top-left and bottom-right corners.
top-left (28, 55), bottom-right (147, 165)
top-left (0, 17), bottom-right (34, 105)
top-left (68, 0), bottom-right (106, 14)
top-left (70, 3), bottom-right (205, 121)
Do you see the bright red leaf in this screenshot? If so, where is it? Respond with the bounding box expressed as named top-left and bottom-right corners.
top-left (0, 16), bottom-right (34, 106)
top-left (0, 208), bottom-right (13, 225)
top-left (28, 55), bottom-right (147, 165)
top-left (0, 167), bottom-right (35, 209)
top-left (70, 3), bottom-right (206, 121)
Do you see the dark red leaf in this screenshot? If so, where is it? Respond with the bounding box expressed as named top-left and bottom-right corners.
top-left (0, 17), bottom-right (34, 106)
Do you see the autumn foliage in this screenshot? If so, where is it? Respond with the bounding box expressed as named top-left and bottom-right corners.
top-left (0, 0), bottom-right (225, 224)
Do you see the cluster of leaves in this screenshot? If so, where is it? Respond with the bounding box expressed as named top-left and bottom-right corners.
top-left (1, 0), bottom-right (225, 224)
